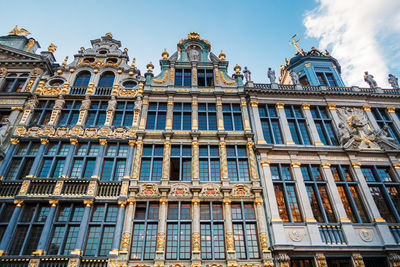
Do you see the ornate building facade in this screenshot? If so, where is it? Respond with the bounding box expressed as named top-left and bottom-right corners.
top-left (0, 29), bottom-right (398, 267)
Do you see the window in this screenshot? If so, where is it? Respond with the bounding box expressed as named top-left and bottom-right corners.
top-left (200, 203), bottom-right (225, 260)
top-left (310, 106), bottom-right (338, 146)
top-left (0, 203), bottom-right (15, 241)
top-left (199, 145), bottom-right (220, 182)
top-left (173, 103), bottom-right (191, 130)
top-left (271, 164), bottom-right (302, 222)
top-left (0, 110), bottom-right (10, 126)
top-left (372, 108), bottom-right (400, 145)
top-left (30, 100), bottom-right (54, 126)
top-left (1, 73), bottom-right (27, 92)
top-left (170, 145), bottom-right (191, 181)
top-left (259, 104), bottom-right (283, 144)
top-left (227, 145), bottom-right (249, 182)
top-left (84, 204), bottom-right (118, 256)
top-left (38, 142), bottom-right (70, 178)
top-left (198, 103), bottom-right (217, 131)
top-left (231, 202), bottom-right (259, 259)
top-left (166, 202), bottom-right (191, 260)
top-left (299, 75), bottom-right (310, 86)
top-left (73, 71), bottom-right (91, 87)
top-left (98, 72), bottom-right (115, 88)
top-left (122, 81), bottom-right (137, 88)
top-left (49, 79), bottom-right (64, 87)
top-left (223, 104), bottom-right (243, 131)
top-left (301, 165), bottom-right (336, 223)
top-left (285, 105), bottom-right (311, 145)
top-left (130, 202), bottom-right (159, 260)
top-left (326, 257), bottom-right (352, 267)
top-left (140, 145), bottom-right (164, 181)
top-left (101, 143), bottom-right (128, 181)
top-left (5, 141), bottom-right (40, 180)
top-left (47, 204), bottom-right (84, 255)
top-left (70, 142), bottom-right (99, 179)
top-left (9, 203), bottom-right (49, 255)
top-left (146, 102), bottom-right (167, 130)
top-left (58, 100), bottom-right (81, 126)
top-left (197, 69), bottom-right (214, 87)
top-left (331, 165), bottom-right (369, 223)
top-left (113, 101), bottom-right (134, 127)
top-left (85, 101), bottom-right (107, 127)
top-left (316, 72), bottom-right (337, 86)
top-left (175, 69), bottom-right (191, 87)
top-left (362, 165), bottom-right (400, 223)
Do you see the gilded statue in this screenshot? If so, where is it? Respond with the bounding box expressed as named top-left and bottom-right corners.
top-left (8, 25), bottom-right (31, 36)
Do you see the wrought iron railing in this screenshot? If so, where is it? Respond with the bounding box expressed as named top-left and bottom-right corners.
top-left (0, 182), bottom-right (22, 197)
top-left (26, 180), bottom-right (56, 195)
top-left (61, 180), bottom-right (89, 195)
top-left (318, 224), bottom-right (346, 244)
top-left (97, 181), bottom-right (121, 197)
top-left (94, 87), bottom-right (112, 96)
top-left (69, 86), bottom-right (87, 95)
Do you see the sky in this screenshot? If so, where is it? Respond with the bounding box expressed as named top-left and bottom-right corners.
top-left (1, 0), bottom-right (399, 88)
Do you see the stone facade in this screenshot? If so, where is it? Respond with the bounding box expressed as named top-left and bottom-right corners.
top-left (0, 30), bottom-right (398, 267)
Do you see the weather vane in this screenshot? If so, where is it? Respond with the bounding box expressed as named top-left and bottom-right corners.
top-left (289, 34), bottom-right (304, 55)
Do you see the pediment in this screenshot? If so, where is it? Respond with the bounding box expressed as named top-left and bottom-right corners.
top-left (0, 44), bottom-right (42, 62)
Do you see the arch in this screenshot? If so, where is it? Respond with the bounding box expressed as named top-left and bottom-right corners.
top-left (73, 71), bottom-right (91, 87)
top-left (49, 79), bottom-right (65, 87)
top-left (122, 80), bottom-right (137, 88)
top-left (98, 71), bottom-right (115, 88)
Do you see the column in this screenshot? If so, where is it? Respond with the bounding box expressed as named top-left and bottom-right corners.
top-left (161, 140), bottom-right (171, 186)
top-left (192, 97), bottom-right (198, 131)
top-left (219, 141), bottom-right (229, 186)
top-left (131, 140), bottom-right (143, 180)
top-left (0, 200), bottom-right (23, 255)
top-left (110, 201), bottom-right (126, 255)
top-left (104, 97), bottom-right (116, 126)
top-left (0, 138), bottom-right (19, 179)
top-left (387, 106), bottom-right (400, 132)
top-left (61, 138), bottom-right (77, 178)
top-left (48, 97), bottom-right (65, 126)
top-left (192, 63), bottom-right (197, 87)
top-left (223, 198), bottom-right (236, 261)
top-left (191, 198), bottom-right (201, 261)
top-left (119, 199), bottom-right (136, 256)
top-left (291, 162), bottom-right (321, 245)
top-left (34, 200), bottom-right (59, 255)
top-left (276, 103), bottom-right (294, 145)
top-left (92, 139), bottom-right (106, 179)
top-left (241, 97), bottom-right (252, 132)
top-left (138, 98), bottom-right (149, 130)
top-left (132, 97), bottom-right (142, 129)
top-left (165, 97), bottom-right (174, 131)
top-left (76, 98), bottom-right (90, 126)
top-left (124, 140), bottom-right (136, 178)
top-left (248, 99), bottom-right (266, 144)
top-left (28, 138), bottom-right (48, 177)
top-left (156, 198), bottom-right (168, 261)
top-left (192, 140), bottom-right (200, 185)
top-left (71, 200), bottom-right (93, 255)
top-left (302, 104), bottom-right (323, 146)
top-left (247, 142), bottom-right (260, 185)
top-left (327, 104), bottom-right (342, 129)
top-left (254, 197), bottom-right (269, 252)
top-left (362, 105), bottom-right (379, 130)
top-left (216, 97), bottom-right (224, 131)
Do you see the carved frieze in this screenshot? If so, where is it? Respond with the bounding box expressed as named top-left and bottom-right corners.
top-left (137, 183), bottom-right (159, 198)
top-left (199, 183), bottom-right (222, 198)
top-left (231, 184), bottom-right (253, 198)
top-left (169, 183), bottom-right (192, 198)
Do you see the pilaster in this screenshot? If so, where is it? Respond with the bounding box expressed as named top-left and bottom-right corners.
top-left (192, 96), bottom-right (199, 131)
top-left (192, 140), bottom-right (200, 185)
top-left (276, 103), bottom-right (294, 145)
top-left (131, 140), bottom-right (143, 181)
top-left (161, 140), bottom-right (171, 186)
top-left (219, 140), bottom-right (229, 186)
top-left (119, 198), bottom-right (136, 259)
top-left (139, 97), bottom-right (149, 130)
top-left (165, 97), bottom-right (174, 130)
top-left (216, 97), bottom-right (224, 131)
top-left (362, 105), bottom-right (379, 130)
top-left (241, 97), bottom-right (252, 132)
top-left (249, 99), bottom-right (266, 144)
top-left (302, 104), bottom-right (323, 146)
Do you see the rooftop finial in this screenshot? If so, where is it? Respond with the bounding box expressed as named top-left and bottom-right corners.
top-left (131, 58), bottom-right (136, 68)
top-left (48, 43), bottom-right (57, 53)
top-left (105, 32), bottom-right (113, 38)
top-left (162, 48), bottom-right (169, 60)
top-left (62, 56), bottom-right (68, 67)
top-left (289, 34), bottom-right (303, 55)
top-left (8, 25), bottom-right (31, 37)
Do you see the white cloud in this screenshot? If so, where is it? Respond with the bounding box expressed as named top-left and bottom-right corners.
top-left (304, 0), bottom-right (400, 88)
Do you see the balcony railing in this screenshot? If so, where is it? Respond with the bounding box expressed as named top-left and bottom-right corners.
top-left (389, 225), bottom-right (400, 244)
top-left (318, 224), bottom-right (346, 244)
top-left (0, 259), bottom-right (29, 267)
top-left (39, 259), bottom-right (68, 267)
top-left (69, 86), bottom-right (87, 95)
top-left (61, 180), bottom-right (89, 195)
top-left (97, 181), bottom-right (121, 197)
top-left (94, 87), bottom-right (112, 96)
top-left (80, 259), bottom-right (107, 267)
top-left (26, 180), bottom-right (56, 195)
top-left (0, 182), bottom-right (22, 197)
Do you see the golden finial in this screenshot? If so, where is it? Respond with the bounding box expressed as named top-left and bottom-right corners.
top-left (131, 58), bottom-right (136, 68)
top-left (188, 32), bottom-right (200, 39)
top-left (48, 43), bottom-right (57, 53)
top-left (219, 50), bottom-right (226, 61)
top-left (8, 25), bottom-right (31, 37)
top-left (80, 47), bottom-right (84, 52)
top-left (124, 48), bottom-right (128, 53)
top-left (105, 32), bottom-right (113, 38)
top-left (146, 62), bottom-right (154, 73)
top-left (162, 48), bottom-right (169, 60)
top-left (62, 56), bottom-right (68, 67)
top-left (234, 64), bottom-right (241, 74)
top-left (289, 34), bottom-right (304, 55)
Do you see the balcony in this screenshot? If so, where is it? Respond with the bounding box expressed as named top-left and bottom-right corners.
top-left (94, 87), bottom-right (112, 96)
top-left (69, 86), bottom-right (87, 95)
top-left (0, 182), bottom-right (22, 197)
top-left (97, 181), bottom-right (121, 197)
top-left (318, 224), bottom-right (346, 244)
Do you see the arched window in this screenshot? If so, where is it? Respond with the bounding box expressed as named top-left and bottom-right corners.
top-left (98, 72), bottom-right (115, 88)
top-left (49, 79), bottom-right (64, 87)
top-left (1, 73), bottom-right (28, 92)
top-left (73, 71), bottom-right (91, 87)
top-left (123, 81), bottom-right (137, 88)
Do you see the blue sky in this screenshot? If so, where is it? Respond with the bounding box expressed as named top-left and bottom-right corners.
top-left (1, 0), bottom-right (399, 87)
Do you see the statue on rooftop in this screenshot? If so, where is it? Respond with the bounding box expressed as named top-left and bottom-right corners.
top-left (188, 45), bottom-right (200, 61)
top-left (290, 70), bottom-right (300, 85)
top-left (388, 74), bottom-right (399, 89)
top-left (267, 68), bottom-right (276, 83)
top-left (243, 67), bottom-right (252, 83)
top-left (364, 71), bottom-right (377, 88)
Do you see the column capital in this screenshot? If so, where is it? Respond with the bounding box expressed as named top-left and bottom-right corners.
top-left (164, 141), bottom-right (171, 148)
top-left (254, 197), bottom-right (263, 205)
top-left (11, 106), bottom-right (24, 111)
top-left (167, 99), bottom-right (174, 105)
top-left (241, 100), bottom-right (247, 107)
top-left (70, 138), bottom-right (78, 145)
top-left (321, 162), bottom-right (331, 168)
top-left (276, 102), bottom-right (285, 109)
top-left (127, 198), bottom-right (136, 204)
top-left (10, 138), bottom-right (20, 145)
top-left (142, 99), bottom-right (149, 105)
top-left (13, 199), bottom-right (24, 207)
top-left (362, 105), bottom-right (371, 111)
top-left (373, 217), bottom-right (386, 223)
top-left (118, 200), bottom-right (127, 207)
top-left (327, 104), bottom-right (336, 110)
top-left (291, 162), bottom-right (301, 168)
top-left (250, 100), bottom-right (258, 107)
top-left (260, 160), bottom-right (270, 166)
top-left (192, 100), bottom-right (198, 105)
top-left (393, 163), bottom-right (400, 169)
top-left (219, 141), bottom-right (226, 148)
top-left (40, 138), bottom-right (49, 145)
top-left (302, 104), bottom-right (310, 110)
top-left (99, 138), bottom-right (107, 146)
top-left (192, 141), bottom-right (199, 147)
top-left (128, 139), bottom-right (136, 146)
top-left (216, 100), bottom-right (222, 106)
top-left (49, 200), bottom-right (59, 207)
top-left (351, 162), bottom-right (362, 168)
top-left (83, 200), bottom-right (94, 207)
top-left (223, 198), bottom-right (231, 205)
top-left (159, 198), bottom-right (168, 204)
top-left (192, 198), bottom-right (200, 204)
top-left (387, 106), bottom-right (396, 113)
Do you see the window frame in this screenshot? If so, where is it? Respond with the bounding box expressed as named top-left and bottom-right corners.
top-left (1, 74), bottom-right (28, 92)
top-left (198, 103), bottom-right (217, 131)
top-left (222, 103), bottom-right (243, 131)
top-left (197, 69), bottom-right (214, 87)
top-left (5, 141), bottom-right (40, 180)
top-left (97, 72), bottom-right (115, 88)
top-left (285, 105), bottom-right (312, 145)
top-left (258, 104), bottom-right (283, 144)
top-left (174, 68), bottom-right (192, 87)
top-left (199, 145), bottom-right (220, 182)
top-left (227, 145), bottom-right (249, 182)
top-left (170, 145), bottom-right (192, 182)
top-left (310, 106), bottom-right (338, 146)
top-left (58, 100), bottom-right (81, 126)
top-left (372, 108), bottom-right (400, 145)
top-left (146, 102), bottom-right (167, 130)
top-left (38, 141), bottom-right (71, 179)
top-left (73, 71), bottom-right (91, 87)
top-left (29, 100), bottom-right (54, 127)
top-left (85, 101), bottom-right (108, 127)
top-left (112, 101), bottom-right (134, 127)
top-left (172, 102), bottom-right (192, 130)
top-left (139, 144), bottom-right (164, 181)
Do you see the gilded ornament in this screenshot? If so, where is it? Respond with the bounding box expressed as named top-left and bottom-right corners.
top-left (259, 233), bottom-right (269, 251)
top-left (162, 48), bottom-right (169, 59)
top-left (321, 162), bottom-right (331, 168)
top-left (87, 181), bottom-right (96, 195)
top-left (40, 138), bottom-right (49, 145)
top-left (260, 160), bottom-right (270, 166)
top-left (120, 232), bottom-right (131, 251)
top-left (146, 62), bottom-right (154, 73)
top-left (192, 198), bottom-right (200, 204)
top-left (118, 200), bottom-right (127, 207)
top-left (48, 43), bottom-right (57, 53)
top-left (14, 199), bottom-right (24, 207)
top-left (8, 25), bottom-right (31, 36)
top-left (225, 232), bottom-right (235, 251)
top-left (26, 39), bottom-right (35, 52)
top-left (156, 232), bottom-right (166, 251)
top-left (159, 198), bottom-right (168, 204)
top-left (250, 100), bottom-right (258, 107)
top-left (219, 50), bottom-right (226, 61)
top-left (327, 104), bottom-right (336, 110)
top-left (223, 198), bottom-right (231, 205)
top-left (352, 253), bottom-right (365, 267)
top-left (220, 71), bottom-right (235, 85)
top-left (0, 67), bottom-right (7, 76)
top-left (192, 68), bottom-right (197, 84)
top-left (84, 200), bottom-right (94, 207)
top-left (170, 67), bottom-right (174, 83)
top-left (291, 162), bottom-right (301, 168)
top-left (10, 137), bottom-right (20, 145)
top-left (351, 162), bottom-right (362, 168)
top-left (18, 180), bottom-right (30, 195)
top-left (120, 181), bottom-right (129, 195)
top-left (276, 102), bottom-right (285, 109)
top-left (387, 106), bottom-right (396, 113)
top-left (234, 64), bottom-right (241, 74)
top-left (362, 105), bottom-right (371, 111)
top-left (29, 259), bottom-right (39, 267)
top-left (53, 181), bottom-right (63, 195)
top-left (24, 78), bottom-right (35, 92)
top-left (192, 233), bottom-right (200, 252)
top-left (302, 104), bottom-right (310, 110)
top-left (254, 197), bottom-right (264, 205)
top-left (49, 200), bottom-right (59, 207)
top-left (315, 253), bottom-right (327, 267)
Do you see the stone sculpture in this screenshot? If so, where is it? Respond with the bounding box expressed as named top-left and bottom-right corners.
top-left (290, 70), bottom-right (300, 85)
top-left (267, 68), bottom-right (276, 83)
top-left (243, 66), bottom-right (251, 83)
top-left (388, 74), bottom-right (399, 89)
top-left (364, 71), bottom-right (377, 88)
